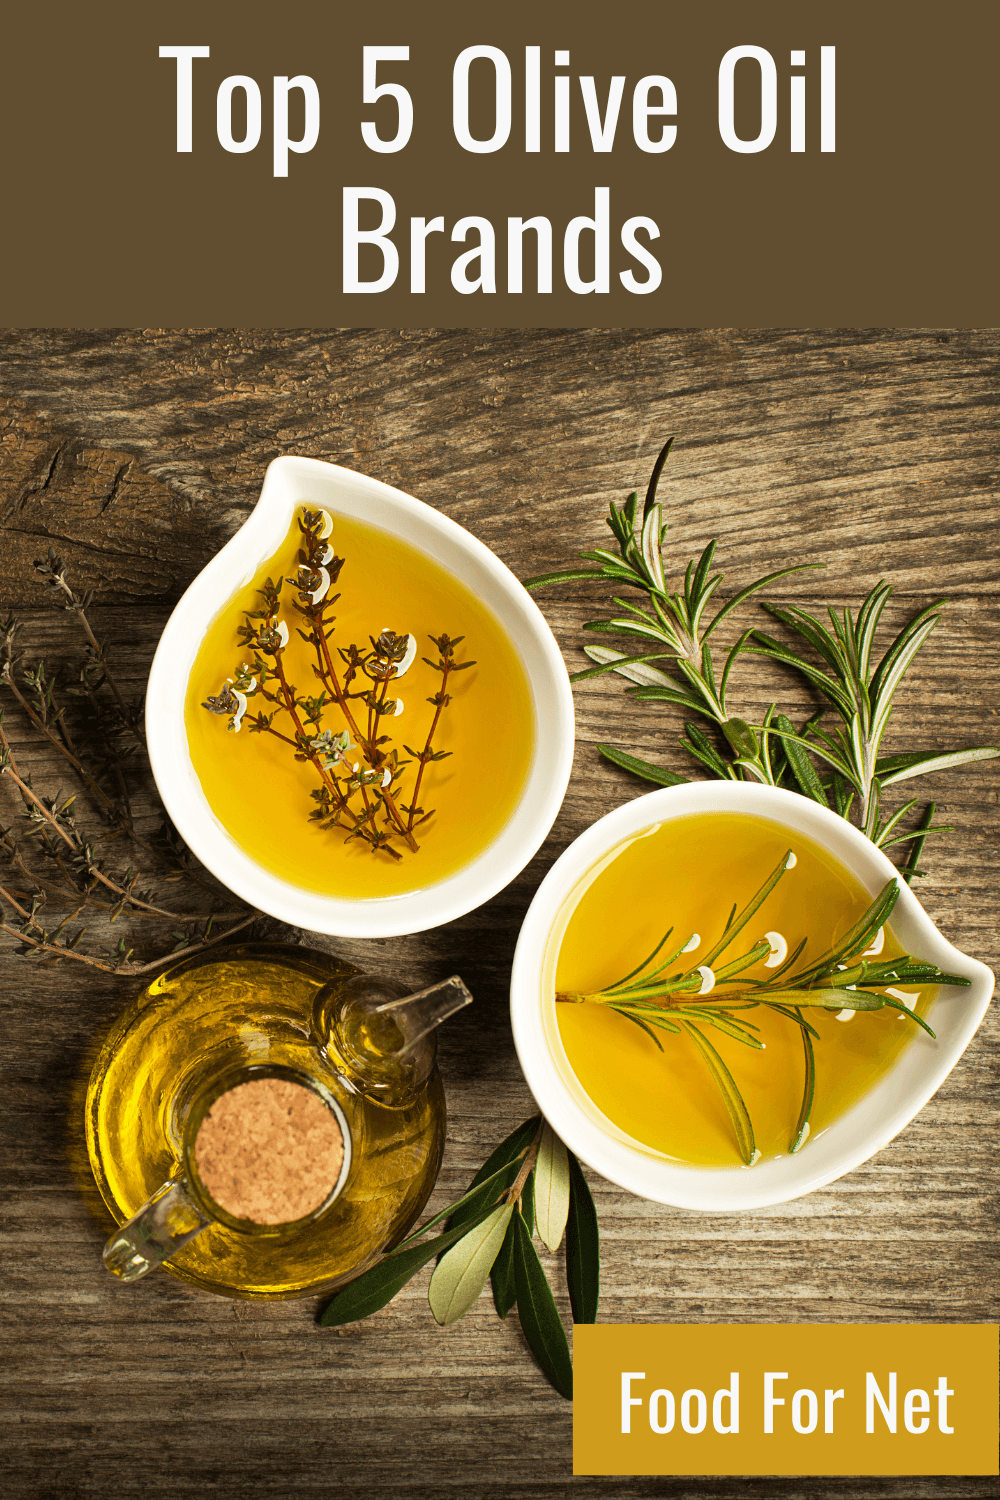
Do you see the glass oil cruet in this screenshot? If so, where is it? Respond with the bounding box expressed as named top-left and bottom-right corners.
top-left (85, 942), bottom-right (471, 1299)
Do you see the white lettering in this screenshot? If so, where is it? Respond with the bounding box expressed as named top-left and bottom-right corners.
top-left (621, 1372), bottom-right (645, 1434)
top-left (866, 1371), bottom-right (897, 1434)
top-left (764, 1372), bottom-right (787, 1433)
top-left (713, 1373), bottom-right (739, 1434)
top-left (342, 188), bottom-right (398, 293)
top-left (632, 75), bottom-right (677, 153)
top-left (681, 1389), bottom-right (707, 1434)
top-left (579, 76), bottom-right (625, 151)
top-left (273, 76), bottom-right (319, 178)
top-left (564, 187), bottom-right (610, 295)
top-left (361, 47), bottom-right (413, 154)
top-left (792, 1388), bottom-right (818, 1434)
top-left (719, 45), bottom-right (777, 153)
top-left (648, 1388), bottom-right (675, 1434)
top-left (619, 216), bottom-right (661, 294)
top-left (507, 217), bottom-right (553, 294)
top-left (217, 76), bottom-right (262, 154)
top-left (904, 1388), bottom-right (930, 1435)
top-left (159, 45), bottom-right (210, 153)
top-left (454, 46), bottom-right (511, 153)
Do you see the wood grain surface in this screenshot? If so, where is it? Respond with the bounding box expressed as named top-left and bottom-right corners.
top-left (1, 328), bottom-right (997, 1500)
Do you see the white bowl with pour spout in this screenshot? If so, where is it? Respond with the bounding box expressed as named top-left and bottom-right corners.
top-left (510, 781), bottom-right (994, 1210)
top-left (146, 456), bottom-right (574, 937)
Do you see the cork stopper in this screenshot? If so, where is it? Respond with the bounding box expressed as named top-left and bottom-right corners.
top-left (193, 1077), bottom-right (344, 1225)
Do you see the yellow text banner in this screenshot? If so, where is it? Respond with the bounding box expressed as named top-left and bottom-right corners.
top-left (574, 1324), bottom-right (998, 1476)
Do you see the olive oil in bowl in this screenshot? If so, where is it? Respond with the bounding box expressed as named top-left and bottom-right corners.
top-left (555, 813), bottom-right (937, 1168)
top-left (185, 507), bottom-right (534, 899)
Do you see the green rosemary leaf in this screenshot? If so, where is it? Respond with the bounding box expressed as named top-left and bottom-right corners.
top-left (682, 1021), bottom-right (756, 1164)
top-left (566, 1152), bottom-right (600, 1325)
top-left (522, 568), bottom-right (610, 590)
top-left (699, 850), bottom-right (793, 969)
top-left (686, 1010), bottom-right (765, 1048)
top-left (881, 996), bottom-right (937, 1038)
top-left (746, 638), bottom-right (854, 717)
top-left (868, 600), bottom-right (944, 718)
top-left (757, 602), bottom-right (846, 673)
top-left (611, 1006), bottom-right (664, 1049)
top-left (789, 1021), bottom-right (815, 1154)
top-left (627, 683), bottom-right (709, 715)
top-left (491, 1212), bottom-right (518, 1319)
top-left (702, 563), bottom-right (825, 642)
top-left (574, 646), bottom-right (674, 686)
top-left (512, 1213), bottom-right (573, 1401)
top-left (534, 1123), bottom-right (571, 1254)
top-left (601, 923), bottom-right (678, 989)
top-left (900, 802), bottom-right (936, 888)
top-left (642, 436), bottom-right (675, 518)
top-left (794, 879), bottom-right (899, 980)
top-left (721, 717), bottom-right (759, 760)
top-left (760, 999), bottom-right (821, 1039)
top-left (681, 722), bottom-right (733, 779)
top-left (873, 797), bottom-right (920, 847)
top-left (878, 745), bottom-right (1000, 788)
top-left (774, 713), bottom-right (829, 805)
top-left (583, 617), bottom-right (667, 641)
top-left (712, 939), bottom-right (772, 981)
top-left (597, 743), bottom-right (688, 787)
top-left (428, 1203), bottom-right (514, 1326)
top-left (763, 987), bottom-right (886, 1009)
top-left (319, 1205), bottom-right (497, 1326)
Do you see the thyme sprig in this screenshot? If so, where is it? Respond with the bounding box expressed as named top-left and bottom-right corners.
top-left (526, 442), bottom-right (999, 875)
top-left (1, 567), bottom-right (259, 975)
top-left (204, 508), bottom-right (474, 861)
top-left (558, 851), bottom-right (970, 1165)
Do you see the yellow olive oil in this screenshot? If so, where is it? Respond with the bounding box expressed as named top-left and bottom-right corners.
top-left (184, 511), bottom-right (534, 897)
top-left (555, 812), bottom-right (927, 1167)
top-left (86, 944), bottom-right (445, 1298)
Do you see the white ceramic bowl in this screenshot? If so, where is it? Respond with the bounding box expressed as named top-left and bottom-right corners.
top-left (146, 456), bottom-right (574, 937)
top-left (510, 781), bottom-right (994, 1210)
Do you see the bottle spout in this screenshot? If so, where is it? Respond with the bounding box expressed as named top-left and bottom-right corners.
top-left (313, 971), bottom-right (473, 1099)
top-left (375, 975), bottom-right (472, 1058)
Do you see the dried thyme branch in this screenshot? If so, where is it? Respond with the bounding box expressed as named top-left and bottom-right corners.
top-left (1, 562), bottom-right (260, 974)
top-left (206, 507), bottom-right (474, 862)
top-left (403, 634), bottom-right (475, 835)
top-left (34, 550), bottom-right (146, 747)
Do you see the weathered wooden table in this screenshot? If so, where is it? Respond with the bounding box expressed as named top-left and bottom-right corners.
top-left (1, 329), bottom-right (997, 1500)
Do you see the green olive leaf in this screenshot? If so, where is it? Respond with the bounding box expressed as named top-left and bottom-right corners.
top-left (319, 1205), bottom-right (497, 1327)
top-left (533, 1122), bottom-right (571, 1254)
top-left (512, 1212), bottom-right (573, 1400)
top-left (565, 1152), bottom-right (600, 1325)
top-left (428, 1203), bottom-right (514, 1326)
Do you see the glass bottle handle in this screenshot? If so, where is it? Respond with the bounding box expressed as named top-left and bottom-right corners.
top-left (102, 1178), bottom-right (210, 1284)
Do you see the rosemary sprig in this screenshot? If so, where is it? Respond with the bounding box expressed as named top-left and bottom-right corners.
top-left (205, 508), bottom-right (473, 862)
top-left (524, 437), bottom-right (821, 785)
top-left (557, 853), bottom-right (970, 1164)
top-left (744, 592), bottom-right (1000, 845)
top-left (526, 442), bottom-right (999, 876)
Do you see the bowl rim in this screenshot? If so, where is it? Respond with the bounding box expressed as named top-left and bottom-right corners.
top-left (146, 455), bottom-right (575, 937)
top-left (510, 780), bottom-right (994, 1211)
